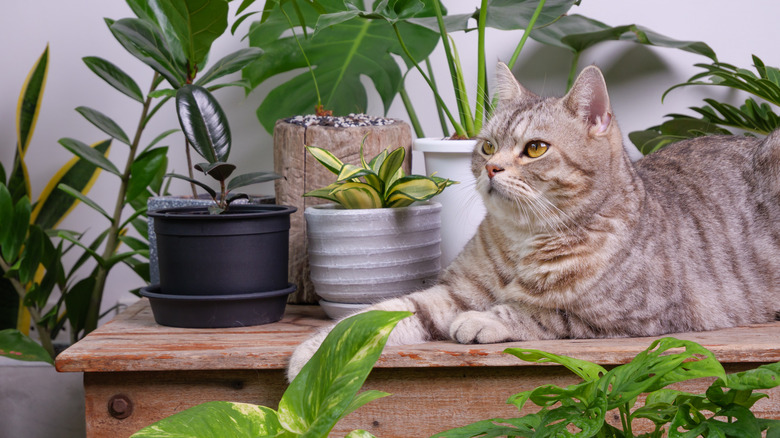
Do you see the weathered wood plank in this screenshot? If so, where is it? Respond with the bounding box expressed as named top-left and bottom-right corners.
top-left (57, 299), bottom-right (780, 373)
top-left (273, 119), bottom-right (412, 303)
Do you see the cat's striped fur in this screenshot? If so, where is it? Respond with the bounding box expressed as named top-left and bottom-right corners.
top-left (287, 63), bottom-right (780, 380)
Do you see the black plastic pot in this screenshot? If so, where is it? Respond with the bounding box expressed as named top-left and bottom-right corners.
top-left (148, 204), bottom-right (297, 296)
top-left (140, 284), bottom-right (295, 328)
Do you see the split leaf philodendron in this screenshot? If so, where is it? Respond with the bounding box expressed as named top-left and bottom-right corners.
top-left (304, 138), bottom-right (455, 209)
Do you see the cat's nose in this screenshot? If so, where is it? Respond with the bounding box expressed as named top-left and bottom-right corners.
top-left (486, 164), bottom-right (505, 179)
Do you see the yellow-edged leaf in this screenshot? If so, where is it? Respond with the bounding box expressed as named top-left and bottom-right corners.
top-left (377, 147), bottom-right (405, 184)
top-left (386, 176), bottom-right (439, 201)
top-left (306, 146), bottom-right (344, 175)
top-left (31, 140), bottom-right (111, 229)
top-left (17, 45), bottom-right (48, 156)
top-left (330, 182), bottom-right (383, 209)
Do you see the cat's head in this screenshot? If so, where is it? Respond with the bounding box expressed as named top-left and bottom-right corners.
top-left (473, 63), bottom-right (628, 228)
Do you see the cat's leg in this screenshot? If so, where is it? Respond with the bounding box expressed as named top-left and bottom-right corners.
top-left (287, 285), bottom-right (463, 381)
top-left (449, 304), bottom-right (573, 343)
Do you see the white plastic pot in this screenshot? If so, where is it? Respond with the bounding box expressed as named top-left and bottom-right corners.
top-left (305, 202), bottom-right (442, 319)
top-left (413, 138), bottom-right (485, 267)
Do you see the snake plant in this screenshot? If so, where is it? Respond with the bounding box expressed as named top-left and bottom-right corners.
top-left (304, 138), bottom-right (455, 209)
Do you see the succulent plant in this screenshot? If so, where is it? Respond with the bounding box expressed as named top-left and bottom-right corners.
top-left (173, 84), bottom-right (279, 213)
top-left (304, 138), bottom-right (455, 209)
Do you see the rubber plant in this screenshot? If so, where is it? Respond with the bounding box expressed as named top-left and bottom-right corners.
top-left (170, 84), bottom-right (279, 214)
top-left (630, 55), bottom-right (780, 154)
top-left (131, 310), bottom-right (412, 438)
top-left (0, 47), bottom-right (109, 361)
top-left (304, 137), bottom-right (455, 208)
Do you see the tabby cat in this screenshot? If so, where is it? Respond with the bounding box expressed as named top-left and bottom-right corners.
top-left (288, 63), bottom-right (780, 380)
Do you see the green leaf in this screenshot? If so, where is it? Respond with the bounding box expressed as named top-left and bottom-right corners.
top-left (17, 45), bottom-right (48, 156)
top-left (165, 173), bottom-right (217, 199)
top-left (58, 137), bottom-right (120, 176)
top-left (302, 185), bottom-right (340, 203)
top-left (226, 171), bottom-right (280, 192)
top-left (337, 163), bottom-right (377, 183)
top-left (127, 147), bottom-right (169, 203)
top-left (131, 401), bottom-right (286, 437)
top-left (377, 146), bottom-right (405, 186)
top-left (0, 184), bottom-right (14, 251)
top-left (330, 182), bottom-right (384, 209)
top-left (195, 162), bottom-right (236, 182)
top-left (431, 416), bottom-right (542, 438)
top-left (57, 184), bottom-right (112, 222)
top-left (32, 139), bottom-right (110, 229)
top-left (385, 175), bottom-right (440, 202)
top-left (343, 390), bottom-right (391, 418)
top-left (65, 277), bottom-right (96, 339)
top-left (530, 14), bottom-right (717, 61)
top-left (75, 106), bottom-right (131, 145)
top-left (108, 17), bottom-right (186, 88)
top-left (18, 224), bottom-right (45, 285)
top-left (245, 0), bottom-right (439, 133)
top-left (83, 56), bottom-right (144, 103)
top-left (716, 362), bottom-right (780, 391)
top-left (156, 0), bottom-right (229, 69)
top-left (2, 196), bottom-right (31, 262)
top-left (0, 329), bottom-right (53, 364)
top-left (175, 85), bottom-right (231, 163)
top-left (278, 310), bottom-right (411, 436)
top-left (195, 48), bottom-right (264, 86)
top-left (305, 146), bottom-right (344, 175)
top-left (504, 348), bottom-right (608, 382)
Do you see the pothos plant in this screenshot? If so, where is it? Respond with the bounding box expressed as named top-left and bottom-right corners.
top-left (130, 313), bottom-right (780, 437)
top-left (170, 84), bottom-right (279, 214)
top-left (304, 138), bottom-right (455, 209)
top-left (131, 310), bottom-right (412, 438)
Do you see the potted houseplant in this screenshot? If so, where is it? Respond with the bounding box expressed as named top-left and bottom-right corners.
top-left (302, 138), bottom-right (454, 318)
top-left (143, 85), bottom-right (296, 328)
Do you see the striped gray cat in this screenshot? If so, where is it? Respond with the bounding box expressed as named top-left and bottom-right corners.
top-left (288, 63), bottom-right (780, 380)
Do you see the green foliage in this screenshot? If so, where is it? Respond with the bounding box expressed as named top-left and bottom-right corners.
top-left (131, 310), bottom-right (410, 438)
top-left (0, 329), bottom-right (54, 364)
top-left (630, 55), bottom-right (780, 154)
top-left (435, 338), bottom-right (779, 438)
top-left (172, 85), bottom-right (279, 213)
top-left (304, 138), bottom-right (455, 209)
top-left (239, 0), bottom-right (440, 133)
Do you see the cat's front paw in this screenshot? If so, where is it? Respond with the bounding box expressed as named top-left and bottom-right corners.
top-left (286, 330), bottom-right (327, 382)
top-left (449, 311), bottom-right (512, 344)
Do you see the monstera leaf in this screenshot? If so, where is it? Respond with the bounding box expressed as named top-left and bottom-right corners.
top-left (243, 0), bottom-right (440, 133)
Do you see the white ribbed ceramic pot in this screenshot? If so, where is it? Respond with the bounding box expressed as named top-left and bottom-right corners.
top-left (413, 138), bottom-right (485, 267)
top-left (305, 202), bottom-right (442, 318)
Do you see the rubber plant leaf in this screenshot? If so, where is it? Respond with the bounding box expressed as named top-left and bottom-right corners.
top-left (83, 56), bottom-right (144, 103)
top-left (244, 0), bottom-right (439, 133)
top-left (226, 171), bottom-right (280, 192)
top-left (530, 14), bottom-right (717, 61)
top-left (9, 46), bottom-right (48, 203)
top-left (0, 329), bottom-right (53, 364)
top-left (108, 17), bottom-right (186, 88)
top-left (131, 401), bottom-right (285, 437)
top-left (155, 0), bottom-right (229, 71)
top-left (278, 310), bottom-right (411, 436)
top-left (75, 106), bottom-right (131, 145)
top-left (176, 84), bottom-right (231, 164)
top-left (194, 162), bottom-right (235, 182)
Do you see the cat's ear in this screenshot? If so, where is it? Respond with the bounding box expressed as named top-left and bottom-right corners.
top-left (564, 66), bottom-right (613, 136)
top-left (495, 62), bottom-right (536, 103)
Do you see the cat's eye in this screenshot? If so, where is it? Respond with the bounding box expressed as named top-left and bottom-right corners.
top-left (481, 140), bottom-right (496, 155)
top-left (524, 140), bottom-right (549, 158)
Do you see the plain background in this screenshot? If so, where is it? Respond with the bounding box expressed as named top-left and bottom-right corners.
top-left (1, 0), bottom-right (778, 329)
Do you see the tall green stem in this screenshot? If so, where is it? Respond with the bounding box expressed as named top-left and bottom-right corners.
top-left (280, 5), bottom-right (322, 108)
top-left (425, 59), bottom-right (449, 137)
top-left (566, 51), bottom-right (582, 91)
top-left (392, 23), bottom-right (464, 137)
top-left (474, 0), bottom-right (489, 133)
top-left (83, 74), bottom-right (158, 335)
top-left (431, 0), bottom-right (469, 138)
top-left (399, 85), bottom-right (424, 138)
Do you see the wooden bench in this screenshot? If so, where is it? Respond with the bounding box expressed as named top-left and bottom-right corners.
top-left (56, 299), bottom-right (780, 437)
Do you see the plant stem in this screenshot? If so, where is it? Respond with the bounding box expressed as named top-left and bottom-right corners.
top-left (567, 51), bottom-right (582, 92)
top-left (399, 85), bottom-right (424, 138)
top-left (184, 139), bottom-right (198, 197)
top-left (83, 74), bottom-right (157, 335)
top-left (0, 258), bottom-right (55, 358)
top-left (280, 5), bottom-right (322, 108)
top-left (432, 0), bottom-right (471, 138)
top-left (425, 59), bottom-right (449, 137)
top-left (474, 0), bottom-right (489, 133)
top-left (392, 23), bottom-right (465, 137)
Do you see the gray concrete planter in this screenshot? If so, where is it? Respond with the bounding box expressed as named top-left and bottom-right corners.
top-left (305, 202), bottom-right (442, 319)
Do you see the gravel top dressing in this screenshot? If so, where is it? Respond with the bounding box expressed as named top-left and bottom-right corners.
top-left (284, 113), bottom-right (397, 128)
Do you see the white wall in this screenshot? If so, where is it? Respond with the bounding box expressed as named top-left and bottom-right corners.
top-left (2, 1), bottom-right (778, 321)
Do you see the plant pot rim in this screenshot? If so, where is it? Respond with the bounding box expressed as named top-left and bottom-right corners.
top-left (305, 201), bottom-right (441, 216)
top-left (148, 204), bottom-right (296, 220)
top-left (413, 137), bottom-right (478, 153)
top-left (140, 284), bottom-right (296, 301)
